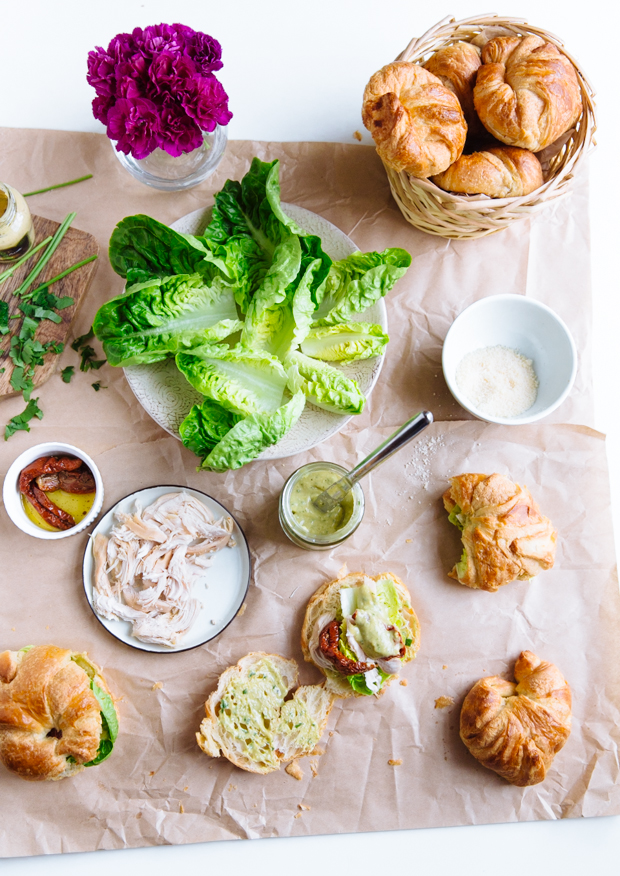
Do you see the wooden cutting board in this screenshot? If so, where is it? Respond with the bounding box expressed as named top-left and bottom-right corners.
top-left (0, 214), bottom-right (99, 398)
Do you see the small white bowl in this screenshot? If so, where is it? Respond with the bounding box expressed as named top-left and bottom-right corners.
top-left (3, 442), bottom-right (104, 540)
top-left (442, 295), bottom-right (577, 425)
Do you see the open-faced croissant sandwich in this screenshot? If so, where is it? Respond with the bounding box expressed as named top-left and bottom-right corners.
top-left (301, 571), bottom-right (420, 697)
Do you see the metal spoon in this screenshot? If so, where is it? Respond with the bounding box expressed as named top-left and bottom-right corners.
top-left (312, 410), bottom-right (434, 513)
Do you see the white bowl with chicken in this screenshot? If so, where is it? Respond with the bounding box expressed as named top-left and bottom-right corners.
top-left (3, 442), bottom-right (104, 540)
top-left (82, 486), bottom-right (251, 652)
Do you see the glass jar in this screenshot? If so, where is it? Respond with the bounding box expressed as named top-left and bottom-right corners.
top-left (279, 461), bottom-right (365, 551)
top-left (0, 183), bottom-right (34, 262)
top-left (113, 125), bottom-right (228, 191)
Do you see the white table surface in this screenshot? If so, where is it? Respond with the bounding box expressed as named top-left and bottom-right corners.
top-left (2, 0), bottom-right (619, 872)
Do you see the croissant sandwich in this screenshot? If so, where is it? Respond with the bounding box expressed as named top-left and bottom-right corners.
top-left (0, 644), bottom-right (119, 781)
top-left (460, 650), bottom-right (571, 786)
top-left (444, 473), bottom-right (556, 592)
top-left (196, 652), bottom-right (333, 774)
top-left (301, 571), bottom-right (420, 698)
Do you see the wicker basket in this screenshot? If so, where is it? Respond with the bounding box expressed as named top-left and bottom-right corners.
top-left (380, 14), bottom-right (596, 239)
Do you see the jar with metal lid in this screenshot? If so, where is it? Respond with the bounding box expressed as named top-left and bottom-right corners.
top-left (0, 183), bottom-right (34, 262)
top-left (279, 461), bottom-right (365, 550)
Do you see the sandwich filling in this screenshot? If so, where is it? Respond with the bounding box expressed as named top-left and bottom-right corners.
top-left (215, 657), bottom-right (321, 771)
top-left (68, 654), bottom-right (119, 766)
top-left (314, 577), bottom-right (414, 695)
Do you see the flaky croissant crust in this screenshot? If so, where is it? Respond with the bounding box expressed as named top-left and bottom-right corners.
top-left (423, 41), bottom-right (483, 137)
top-left (432, 145), bottom-right (543, 198)
top-left (0, 645), bottom-right (103, 781)
top-left (443, 473), bottom-right (556, 591)
top-left (460, 650), bottom-right (571, 786)
top-left (473, 35), bottom-right (582, 152)
top-left (362, 62), bottom-right (467, 178)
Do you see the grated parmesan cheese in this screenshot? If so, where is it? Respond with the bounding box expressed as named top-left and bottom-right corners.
top-left (455, 345), bottom-right (538, 418)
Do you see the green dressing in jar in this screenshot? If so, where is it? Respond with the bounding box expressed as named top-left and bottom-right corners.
top-left (289, 469), bottom-right (354, 536)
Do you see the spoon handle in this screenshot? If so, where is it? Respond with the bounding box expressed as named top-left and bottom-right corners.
top-left (348, 410), bottom-right (434, 485)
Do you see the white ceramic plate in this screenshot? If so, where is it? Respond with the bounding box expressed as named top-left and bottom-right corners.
top-left (82, 485), bottom-right (251, 653)
top-left (123, 203), bottom-right (387, 459)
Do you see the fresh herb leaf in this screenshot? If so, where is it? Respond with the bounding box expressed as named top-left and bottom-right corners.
top-left (61, 365), bottom-right (75, 383)
top-left (9, 366), bottom-right (33, 397)
top-left (71, 327), bottom-right (94, 351)
top-left (91, 382), bottom-right (107, 391)
top-left (23, 174), bottom-right (93, 198)
top-left (405, 638), bottom-right (412, 647)
top-left (80, 345), bottom-right (106, 372)
top-left (4, 397), bottom-right (43, 440)
top-left (0, 301), bottom-right (8, 335)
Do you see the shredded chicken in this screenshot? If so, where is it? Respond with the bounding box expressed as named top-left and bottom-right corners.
top-left (91, 492), bottom-right (233, 646)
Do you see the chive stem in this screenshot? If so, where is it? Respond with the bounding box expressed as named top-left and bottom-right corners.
top-left (13, 212), bottom-right (76, 298)
top-left (23, 175), bottom-right (93, 197)
top-left (0, 236), bottom-right (53, 285)
top-left (22, 255), bottom-right (98, 300)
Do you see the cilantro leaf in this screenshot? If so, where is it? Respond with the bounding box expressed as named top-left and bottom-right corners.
top-left (61, 365), bottom-right (75, 383)
top-left (71, 327), bottom-right (94, 352)
top-left (80, 345), bottom-right (106, 372)
top-left (5, 397), bottom-right (43, 440)
top-left (0, 301), bottom-right (8, 335)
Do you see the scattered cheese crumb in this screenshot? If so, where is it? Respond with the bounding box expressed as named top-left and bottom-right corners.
top-left (184, 786), bottom-right (188, 792)
top-left (45, 625), bottom-right (50, 630)
top-left (353, 131), bottom-right (362, 141)
top-left (151, 682), bottom-right (163, 690)
top-left (435, 696), bottom-right (455, 709)
top-left (329, 731), bottom-right (334, 737)
top-left (400, 679), bottom-right (408, 687)
top-left (406, 538), bottom-right (412, 543)
top-left (294, 812), bottom-right (302, 819)
top-left (11, 627), bottom-right (15, 632)
top-left (286, 760), bottom-right (304, 781)
top-left (228, 784), bottom-right (237, 791)
top-left (298, 804), bottom-right (311, 811)
top-left (238, 603), bottom-right (247, 617)
top-left (442, 665), bottom-right (448, 670)
top-left (388, 759), bottom-right (402, 766)
top-left (179, 804), bottom-right (184, 814)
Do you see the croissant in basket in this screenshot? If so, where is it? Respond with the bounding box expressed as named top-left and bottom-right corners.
top-left (473, 35), bottom-right (582, 152)
top-left (423, 41), bottom-right (483, 137)
top-left (460, 650), bottom-right (571, 786)
top-left (362, 61), bottom-right (467, 178)
top-left (432, 146), bottom-right (543, 198)
top-left (0, 644), bottom-right (119, 781)
top-left (443, 473), bottom-right (556, 591)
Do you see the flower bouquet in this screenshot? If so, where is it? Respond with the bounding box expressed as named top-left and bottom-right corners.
top-left (87, 23), bottom-right (232, 189)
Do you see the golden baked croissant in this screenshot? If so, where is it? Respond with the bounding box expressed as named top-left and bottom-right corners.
top-left (443, 473), bottom-right (556, 591)
top-left (423, 41), bottom-right (483, 137)
top-left (0, 644), bottom-right (118, 781)
top-left (362, 62), bottom-right (467, 178)
top-left (460, 650), bottom-right (571, 786)
top-left (473, 35), bottom-right (582, 151)
top-left (432, 146), bottom-right (543, 197)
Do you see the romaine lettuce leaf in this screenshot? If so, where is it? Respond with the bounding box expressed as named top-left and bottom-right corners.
top-left (301, 322), bottom-right (388, 361)
top-left (84, 680), bottom-right (118, 767)
top-left (176, 344), bottom-right (288, 416)
top-left (199, 391), bottom-right (305, 472)
top-left (93, 274), bottom-right (241, 367)
top-left (313, 248), bottom-right (411, 325)
top-left (109, 214), bottom-right (212, 280)
top-left (337, 625), bottom-right (390, 696)
top-left (179, 398), bottom-right (242, 459)
top-left (285, 350), bottom-right (365, 415)
top-left (448, 504), bottom-right (466, 531)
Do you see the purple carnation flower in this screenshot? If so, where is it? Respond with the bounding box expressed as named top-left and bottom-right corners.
top-left (149, 51), bottom-right (198, 97)
top-left (107, 97), bottom-right (160, 159)
top-left (182, 75), bottom-right (232, 131)
top-left (156, 104), bottom-right (204, 157)
top-left (185, 31), bottom-right (223, 75)
top-left (87, 23), bottom-right (231, 160)
top-left (87, 48), bottom-right (118, 97)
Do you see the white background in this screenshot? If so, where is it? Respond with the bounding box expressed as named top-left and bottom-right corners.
top-left (2, 0), bottom-right (620, 872)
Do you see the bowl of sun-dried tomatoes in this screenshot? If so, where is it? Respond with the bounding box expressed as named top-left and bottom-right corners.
top-left (3, 442), bottom-right (104, 540)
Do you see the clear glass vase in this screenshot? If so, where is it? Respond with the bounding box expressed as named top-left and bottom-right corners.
top-left (113, 126), bottom-right (227, 191)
